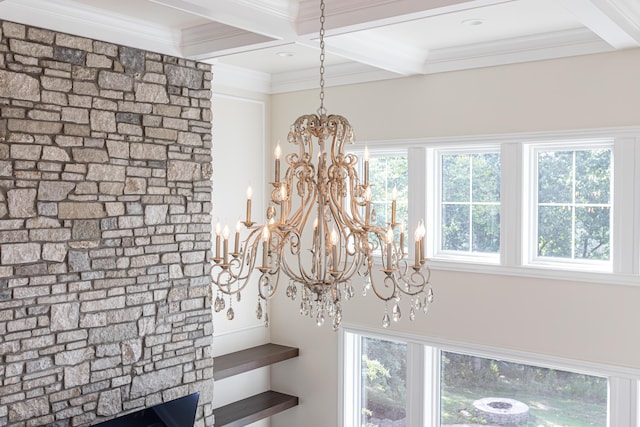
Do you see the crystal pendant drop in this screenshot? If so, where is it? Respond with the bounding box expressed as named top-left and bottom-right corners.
top-left (236, 292), bottom-right (241, 302)
top-left (414, 298), bottom-right (422, 310)
top-left (409, 306), bottom-right (416, 321)
top-left (392, 303), bottom-right (401, 322)
top-left (428, 287), bottom-right (434, 303)
top-left (363, 276), bottom-right (371, 296)
top-left (226, 306), bottom-right (235, 320)
top-left (345, 284), bottom-right (354, 301)
top-left (256, 301), bottom-right (263, 320)
top-left (327, 302), bottom-right (335, 318)
top-left (382, 313), bottom-right (391, 329)
top-left (286, 285), bottom-right (292, 299)
top-left (264, 312), bottom-right (269, 327)
top-left (316, 311), bottom-right (325, 327)
top-left (299, 301), bottom-right (305, 316)
top-left (291, 284), bottom-right (297, 300)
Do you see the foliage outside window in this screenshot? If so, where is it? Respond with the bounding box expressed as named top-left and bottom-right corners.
top-left (440, 151), bottom-right (501, 255)
top-left (365, 153), bottom-right (409, 252)
top-left (360, 336), bottom-right (407, 426)
top-left (535, 146), bottom-right (612, 262)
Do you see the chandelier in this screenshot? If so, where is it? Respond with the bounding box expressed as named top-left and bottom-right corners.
top-left (211, 0), bottom-right (433, 330)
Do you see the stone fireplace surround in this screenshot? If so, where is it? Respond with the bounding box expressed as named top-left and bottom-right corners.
top-left (0, 20), bottom-right (214, 426)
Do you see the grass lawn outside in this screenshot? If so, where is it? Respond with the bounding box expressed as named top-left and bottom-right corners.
top-left (441, 385), bottom-right (606, 427)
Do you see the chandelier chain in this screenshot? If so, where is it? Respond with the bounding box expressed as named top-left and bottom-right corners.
top-left (318, 0), bottom-right (326, 115)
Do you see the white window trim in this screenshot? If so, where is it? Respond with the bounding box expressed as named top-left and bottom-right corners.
top-left (433, 145), bottom-right (502, 263)
top-left (358, 126), bottom-right (640, 287)
top-left (523, 139), bottom-right (614, 271)
top-left (341, 323), bottom-right (640, 427)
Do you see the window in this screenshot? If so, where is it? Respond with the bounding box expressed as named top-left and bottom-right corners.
top-left (438, 149), bottom-right (501, 257)
top-left (530, 143), bottom-right (612, 268)
top-left (343, 328), bottom-right (636, 427)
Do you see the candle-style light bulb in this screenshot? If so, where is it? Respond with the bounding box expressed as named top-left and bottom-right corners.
top-left (215, 221), bottom-right (221, 259)
top-left (399, 221), bottom-right (405, 253)
top-left (222, 225), bottom-right (230, 264)
top-left (262, 226), bottom-right (270, 267)
top-left (363, 146), bottom-right (370, 186)
top-left (386, 228), bottom-right (394, 270)
top-left (331, 228), bottom-right (339, 271)
top-left (391, 187), bottom-right (397, 224)
top-left (414, 226), bottom-right (421, 268)
top-left (234, 220), bottom-right (241, 254)
top-left (245, 186), bottom-right (252, 223)
top-left (418, 220), bottom-right (426, 262)
top-left (274, 144), bottom-right (281, 182)
top-left (364, 186), bottom-right (372, 224)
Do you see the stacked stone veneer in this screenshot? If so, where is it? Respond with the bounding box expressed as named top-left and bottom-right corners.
top-left (0, 20), bottom-right (214, 426)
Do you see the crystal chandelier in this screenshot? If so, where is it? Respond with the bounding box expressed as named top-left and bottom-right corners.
top-left (211, 0), bottom-right (433, 330)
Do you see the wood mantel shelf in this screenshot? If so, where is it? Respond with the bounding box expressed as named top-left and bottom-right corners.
top-left (213, 391), bottom-right (299, 427)
top-left (213, 343), bottom-right (300, 426)
top-left (213, 343), bottom-right (299, 381)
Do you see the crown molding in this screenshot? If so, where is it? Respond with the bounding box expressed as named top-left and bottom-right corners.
top-left (0, 0), bottom-right (183, 57)
top-left (424, 27), bottom-right (613, 74)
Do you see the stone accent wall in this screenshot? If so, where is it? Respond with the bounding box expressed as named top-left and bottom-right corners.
top-left (0, 20), bottom-right (214, 426)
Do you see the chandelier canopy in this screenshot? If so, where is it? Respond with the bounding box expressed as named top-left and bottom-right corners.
top-left (211, 0), bottom-right (433, 330)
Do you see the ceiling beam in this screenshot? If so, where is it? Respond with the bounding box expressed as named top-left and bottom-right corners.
top-left (558, 0), bottom-right (640, 48)
top-left (149, 0), bottom-right (298, 40)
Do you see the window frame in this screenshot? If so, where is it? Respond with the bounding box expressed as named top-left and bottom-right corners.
top-left (523, 139), bottom-right (614, 272)
top-left (434, 145), bottom-right (502, 263)
top-left (341, 325), bottom-right (640, 427)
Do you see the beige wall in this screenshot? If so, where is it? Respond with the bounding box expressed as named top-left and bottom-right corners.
top-left (266, 48), bottom-right (640, 426)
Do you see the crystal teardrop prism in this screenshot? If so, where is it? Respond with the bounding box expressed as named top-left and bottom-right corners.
top-left (392, 303), bottom-right (401, 322)
top-left (291, 285), bottom-right (297, 300)
top-left (382, 313), bottom-right (391, 329)
top-left (256, 301), bottom-right (263, 319)
top-left (409, 307), bottom-right (416, 321)
top-left (264, 313), bottom-right (269, 327)
top-left (428, 287), bottom-right (434, 303)
top-left (316, 311), bottom-right (325, 327)
top-left (226, 307), bottom-right (235, 320)
top-left (236, 292), bottom-right (241, 302)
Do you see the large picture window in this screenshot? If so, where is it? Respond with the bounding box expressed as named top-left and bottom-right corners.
top-left (342, 329), bottom-right (633, 427)
top-left (531, 143), bottom-right (612, 267)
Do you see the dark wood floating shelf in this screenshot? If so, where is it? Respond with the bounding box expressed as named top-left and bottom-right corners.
top-left (213, 343), bottom-right (299, 381)
top-left (213, 391), bottom-right (299, 427)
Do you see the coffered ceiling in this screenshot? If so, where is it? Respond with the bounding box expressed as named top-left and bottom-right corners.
top-left (1, 0), bottom-right (639, 93)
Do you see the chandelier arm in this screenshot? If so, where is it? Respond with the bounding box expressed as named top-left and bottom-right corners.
top-left (211, 226), bottom-right (264, 295)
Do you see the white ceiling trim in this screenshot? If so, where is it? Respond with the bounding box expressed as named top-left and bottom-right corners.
top-left (425, 27), bottom-right (613, 73)
top-left (150, 0), bottom-right (298, 40)
top-left (296, 0), bottom-right (513, 35)
top-left (558, 0), bottom-right (640, 48)
top-left (316, 33), bottom-right (428, 76)
top-left (0, 0), bottom-right (183, 57)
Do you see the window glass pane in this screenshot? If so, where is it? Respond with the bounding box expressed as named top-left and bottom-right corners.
top-left (472, 205), bottom-right (500, 252)
top-left (575, 149), bottom-right (611, 204)
top-left (538, 205), bottom-right (572, 258)
top-left (440, 351), bottom-right (608, 427)
top-left (575, 207), bottom-right (610, 260)
top-left (535, 146), bottom-right (612, 262)
top-left (538, 151), bottom-right (573, 203)
top-left (440, 151), bottom-right (500, 255)
top-left (361, 336), bottom-right (407, 427)
top-left (472, 152), bottom-right (501, 202)
top-left (442, 204), bottom-right (470, 251)
top-left (442, 154), bottom-right (470, 202)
